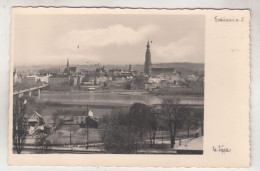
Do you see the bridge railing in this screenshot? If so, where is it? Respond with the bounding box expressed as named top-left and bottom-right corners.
top-left (13, 84), bottom-right (48, 95)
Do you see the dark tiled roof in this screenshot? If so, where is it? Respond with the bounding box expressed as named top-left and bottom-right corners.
top-left (69, 67), bottom-right (77, 72)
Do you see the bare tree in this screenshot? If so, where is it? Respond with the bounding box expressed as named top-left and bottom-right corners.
top-left (57, 131), bottom-right (63, 138)
top-left (13, 96), bottom-right (35, 154)
top-left (186, 111), bottom-right (192, 138)
top-left (34, 133), bottom-right (52, 154)
top-left (147, 108), bottom-right (157, 147)
top-left (32, 111), bottom-right (64, 154)
top-left (33, 112), bottom-right (65, 154)
top-left (52, 111), bottom-right (64, 133)
top-left (180, 107), bottom-right (195, 138)
top-left (192, 108), bottom-right (204, 137)
top-left (80, 128), bottom-right (88, 139)
top-left (72, 125), bottom-right (79, 133)
top-left (161, 98), bottom-right (186, 148)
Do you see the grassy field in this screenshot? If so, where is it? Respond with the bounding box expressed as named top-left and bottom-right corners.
top-left (39, 107), bottom-right (113, 118)
top-left (48, 126), bottom-right (102, 145)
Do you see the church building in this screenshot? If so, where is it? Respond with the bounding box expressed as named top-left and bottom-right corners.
top-left (144, 41), bottom-right (177, 76)
top-left (64, 58), bottom-right (77, 74)
top-left (144, 41), bottom-right (152, 75)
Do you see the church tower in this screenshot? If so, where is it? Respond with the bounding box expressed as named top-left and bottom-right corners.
top-left (144, 41), bottom-right (152, 75)
top-left (67, 58), bottom-right (70, 70)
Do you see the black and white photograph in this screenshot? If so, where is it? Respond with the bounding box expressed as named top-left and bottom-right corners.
top-left (12, 10), bottom-right (205, 155)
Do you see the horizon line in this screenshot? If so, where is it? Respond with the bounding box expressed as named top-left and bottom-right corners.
top-left (14, 61), bottom-right (205, 67)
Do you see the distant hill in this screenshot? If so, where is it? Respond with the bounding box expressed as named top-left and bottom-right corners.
top-left (152, 62), bottom-right (204, 70)
top-left (131, 62), bottom-right (204, 75)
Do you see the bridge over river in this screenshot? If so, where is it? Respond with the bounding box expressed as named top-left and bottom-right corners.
top-left (13, 84), bottom-right (48, 98)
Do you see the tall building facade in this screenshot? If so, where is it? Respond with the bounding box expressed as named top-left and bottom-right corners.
top-left (48, 75), bottom-right (70, 85)
top-left (144, 41), bottom-right (152, 75)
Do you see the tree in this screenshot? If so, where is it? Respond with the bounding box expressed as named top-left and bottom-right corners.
top-left (161, 98), bottom-right (186, 148)
top-left (101, 110), bottom-right (136, 153)
top-left (13, 96), bottom-right (35, 154)
top-left (80, 128), bottom-right (88, 139)
top-left (72, 125), bottom-right (79, 134)
top-left (128, 103), bottom-right (150, 139)
top-left (147, 108), bottom-right (157, 147)
top-left (192, 108), bottom-right (204, 136)
top-left (52, 111), bottom-right (64, 133)
top-left (185, 109), bottom-right (193, 138)
top-left (102, 122), bottom-right (137, 153)
top-left (57, 131), bottom-right (63, 138)
top-left (34, 133), bottom-right (52, 154)
top-left (33, 111), bottom-right (66, 154)
top-left (129, 103), bottom-right (157, 147)
top-left (175, 107), bottom-right (196, 138)
top-left (101, 104), bottom-right (157, 153)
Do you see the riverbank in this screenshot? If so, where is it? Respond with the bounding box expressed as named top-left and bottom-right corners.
top-left (37, 89), bottom-right (204, 108)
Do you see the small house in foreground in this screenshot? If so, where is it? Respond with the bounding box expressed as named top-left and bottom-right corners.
top-left (28, 111), bottom-right (45, 135)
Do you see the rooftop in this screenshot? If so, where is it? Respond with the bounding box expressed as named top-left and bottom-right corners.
top-left (49, 74), bottom-right (70, 78)
top-left (31, 111), bottom-right (44, 119)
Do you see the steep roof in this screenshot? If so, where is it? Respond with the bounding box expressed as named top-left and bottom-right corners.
top-left (33, 111), bottom-right (44, 119)
top-left (49, 74), bottom-right (69, 78)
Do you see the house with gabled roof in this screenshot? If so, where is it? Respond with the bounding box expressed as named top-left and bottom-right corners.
top-left (28, 111), bottom-right (45, 134)
top-left (28, 111), bottom-right (45, 126)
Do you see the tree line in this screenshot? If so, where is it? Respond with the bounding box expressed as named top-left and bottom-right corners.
top-left (12, 95), bottom-right (203, 154)
top-left (100, 98), bottom-right (203, 153)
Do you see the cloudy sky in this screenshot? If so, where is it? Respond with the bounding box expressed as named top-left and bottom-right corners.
top-left (13, 14), bottom-right (205, 66)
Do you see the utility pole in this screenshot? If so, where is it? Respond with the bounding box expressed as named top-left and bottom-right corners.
top-left (86, 105), bottom-right (89, 149)
top-left (162, 130), bottom-right (164, 152)
top-left (69, 117), bottom-right (73, 147)
top-left (86, 116), bottom-right (89, 149)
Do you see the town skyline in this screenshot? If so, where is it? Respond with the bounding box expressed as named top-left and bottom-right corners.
top-left (14, 60), bottom-right (205, 68)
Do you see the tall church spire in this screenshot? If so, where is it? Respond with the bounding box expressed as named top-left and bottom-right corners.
top-left (147, 40), bottom-right (150, 49)
top-left (144, 41), bottom-right (152, 75)
top-left (67, 58), bottom-right (69, 69)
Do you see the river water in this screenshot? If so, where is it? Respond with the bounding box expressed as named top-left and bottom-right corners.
top-left (39, 91), bottom-right (204, 106)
